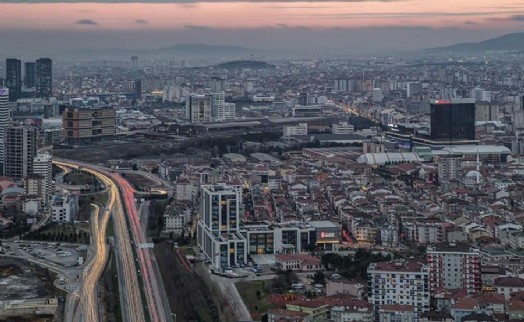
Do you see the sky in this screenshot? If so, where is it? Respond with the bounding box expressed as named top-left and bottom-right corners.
top-left (0, 0), bottom-right (524, 56)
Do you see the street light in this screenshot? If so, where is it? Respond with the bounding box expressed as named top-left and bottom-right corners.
top-left (171, 313), bottom-right (176, 322)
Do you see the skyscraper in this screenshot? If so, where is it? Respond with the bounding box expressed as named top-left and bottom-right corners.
top-left (25, 62), bottom-right (36, 88)
top-left (131, 56), bottom-right (138, 69)
top-left (36, 58), bottom-right (53, 98)
top-left (134, 80), bottom-right (142, 99)
top-left (5, 59), bottom-right (22, 102)
top-left (3, 126), bottom-right (37, 180)
top-left (0, 88), bottom-right (11, 170)
top-left (430, 99), bottom-right (475, 142)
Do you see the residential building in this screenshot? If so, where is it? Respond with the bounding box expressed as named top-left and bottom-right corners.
top-left (426, 242), bottom-right (481, 294)
top-left (326, 280), bottom-right (366, 299)
top-left (379, 304), bottom-right (416, 322)
top-left (186, 94), bottom-right (212, 123)
top-left (36, 58), bottom-right (52, 98)
top-left (51, 192), bottom-right (79, 222)
top-left (3, 126), bottom-right (36, 180)
top-left (330, 301), bottom-right (373, 322)
top-left (475, 103), bottom-right (498, 122)
top-left (32, 153), bottom-right (53, 204)
top-left (23, 175), bottom-right (46, 205)
top-left (196, 185), bottom-right (247, 268)
top-left (0, 88), bottom-right (12, 168)
top-left (436, 154), bottom-right (463, 186)
top-left (174, 179), bottom-right (194, 201)
top-left (494, 277), bottom-right (524, 301)
top-left (367, 261), bottom-right (430, 320)
top-left (407, 82), bottom-right (422, 98)
top-left (62, 107), bottom-right (116, 144)
top-left (267, 309), bottom-right (308, 322)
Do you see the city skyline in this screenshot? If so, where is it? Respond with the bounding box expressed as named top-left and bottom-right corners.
top-left (1, 0), bottom-right (524, 55)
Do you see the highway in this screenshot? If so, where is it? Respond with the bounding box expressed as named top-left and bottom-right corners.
top-left (111, 172), bottom-right (171, 322)
top-left (54, 160), bottom-right (146, 322)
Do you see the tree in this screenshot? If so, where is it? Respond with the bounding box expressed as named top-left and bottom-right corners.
top-left (313, 271), bottom-right (326, 285)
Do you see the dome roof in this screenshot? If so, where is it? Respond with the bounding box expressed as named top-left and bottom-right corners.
top-left (465, 170), bottom-right (482, 178)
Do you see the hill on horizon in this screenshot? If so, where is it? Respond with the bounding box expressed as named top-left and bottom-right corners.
top-left (428, 32), bottom-right (524, 53)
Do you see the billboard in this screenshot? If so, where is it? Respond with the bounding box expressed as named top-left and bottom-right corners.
top-left (0, 88), bottom-right (9, 96)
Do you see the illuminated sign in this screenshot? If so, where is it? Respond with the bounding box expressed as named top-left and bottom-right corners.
top-left (320, 232), bottom-right (335, 239)
top-left (0, 88), bottom-right (8, 96)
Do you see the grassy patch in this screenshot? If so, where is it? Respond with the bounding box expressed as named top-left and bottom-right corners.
top-left (236, 280), bottom-right (278, 320)
top-left (178, 247), bottom-right (195, 256)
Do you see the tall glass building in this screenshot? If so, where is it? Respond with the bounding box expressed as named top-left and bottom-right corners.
top-left (5, 59), bottom-right (21, 102)
top-left (430, 99), bottom-right (475, 143)
top-left (36, 58), bottom-right (53, 98)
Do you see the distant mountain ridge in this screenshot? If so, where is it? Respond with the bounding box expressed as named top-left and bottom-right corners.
top-left (52, 43), bottom-right (266, 59)
top-left (428, 32), bottom-right (524, 52)
top-left (215, 60), bottom-right (274, 69)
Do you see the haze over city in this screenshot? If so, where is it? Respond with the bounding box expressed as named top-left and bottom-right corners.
top-left (1, 0), bottom-right (524, 55)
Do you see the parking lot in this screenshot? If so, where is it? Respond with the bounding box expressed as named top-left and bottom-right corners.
top-left (1, 241), bottom-right (85, 267)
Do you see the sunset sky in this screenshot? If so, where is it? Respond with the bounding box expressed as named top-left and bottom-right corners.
top-left (1, 0), bottom-right (523, 56)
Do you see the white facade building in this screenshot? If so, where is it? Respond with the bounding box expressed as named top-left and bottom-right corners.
top-left (33, 153), bottom-right (53, 204)
top-left (51, 193), bottom-right (79, 223)
top-left (426, 242), bottom-right (481, 294)
top-left (185, 94), bottom-right (212, 123)
top-left (332, 121), bottom-right (354, 135)
top-left (0, 88), bottom-right (12, 166)
top-left (367, 260), bottom-right (430, 320)
top-left (283, 123), bottom-right (308, 140)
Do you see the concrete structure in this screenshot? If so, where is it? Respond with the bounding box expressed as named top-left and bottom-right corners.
top-left (437, 154), bottom-right (463, 185)
top-left (62, 107), bottom-right (116, 144)
top-left (51, 192), bottom-right (79, 222)
top-left (186, 94), bottom-right (212, 123)
top-left (426, 242), bottom-right (481, 294)
top-left (274, 253), bottom-right (322, 271)
top-left (332, 121), bottom-right (354, 135)
top-left (3, 126), bottom-right (36, 180)
top-left (23, 175), bottom-right (46, 206)
top-left (283, 123), bottom-right (308, 140)
top-left (476, 103), bottom-right (498, 122)
top-left (326, 280), bottom-right (366, 299)
top-left (196, 185), bottom-right (247, 268)
top-left (32, 153), bottom-right (53, 204)
top-left (407, 82), bottom-right (422, 98)
top-left (0, 88), bottom-right (12, 168)
top-left (367, 261), bottom-right (430, 320)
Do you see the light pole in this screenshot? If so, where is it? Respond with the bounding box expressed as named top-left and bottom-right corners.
top-left (171, 312), bottom-right (176, 322)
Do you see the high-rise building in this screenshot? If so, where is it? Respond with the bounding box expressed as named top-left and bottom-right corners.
top-left (186, 94), bottom-right (212, 123)
top-left (372, 88), bottom-right (383, 102)
top-left (131, 56), bottom-right (138, 69)
top-left (134, 80), bottom-right (142, 99)
top-left (437, 154), bottom-right (463, 186)
top-left (33, 153), bottom-right (53, 204)
top-left (430, 99), bottom-right (475, 142)
top-left (3, 126), bottom-right (37, 180)
top-left (407, 82), bottom-right (422, 98)
top-left (62, 107), bottom-right (116, 144)
top-left (196, 185), bottom-right (247, 268)
top-left (426, 242), bottom-right (481, 294)
top-left (298, 92), bottom-right (309, 106)
top-left (5, 59), bottom-right (22, 102)
top-left (24, 62), bottom-right (36, 88)
top-left (475, 103), bottom-right (499, 122)
top-left (0, 88), bottom-right (12, 169)
top-left (24, 175), bottom-right (46, 206)
top-left (36, 58), bottom-right (53, 98)
top-left (212, 102), bottom-right (236, 121)
top-left (367, 260), bottom-right (430, 320)
top-left (470, 87), bottom-right (491, 103)
top-left (210, 77), bottom-right (225, 92)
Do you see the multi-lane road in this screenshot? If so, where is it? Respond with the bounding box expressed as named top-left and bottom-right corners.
top-left (55, 159), bottom-right (172, 322)
top-left (54, 160), bottom-right (148, 322)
